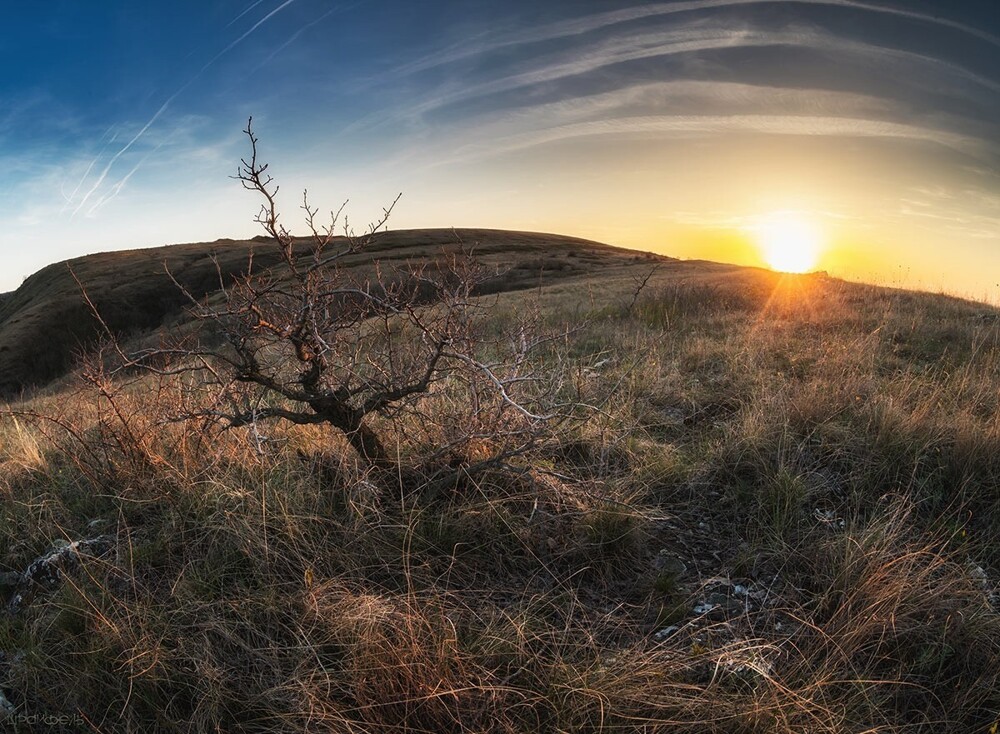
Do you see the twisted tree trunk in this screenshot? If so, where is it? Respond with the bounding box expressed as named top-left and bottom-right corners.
top-left (342, 419), bottom-right (388, 468)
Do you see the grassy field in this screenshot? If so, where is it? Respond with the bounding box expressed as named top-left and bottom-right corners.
top-left (0, 237), bottom-right (997, 732)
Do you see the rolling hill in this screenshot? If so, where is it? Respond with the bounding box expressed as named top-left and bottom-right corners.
top-left (0, 228), bottom-right (665, 396)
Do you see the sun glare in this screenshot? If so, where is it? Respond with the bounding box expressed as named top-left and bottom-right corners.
top-left (751, 211), bottom-right (823, 274)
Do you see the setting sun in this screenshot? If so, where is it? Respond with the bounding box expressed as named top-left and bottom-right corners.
top-left (751, 212), bottom-right (823, 274)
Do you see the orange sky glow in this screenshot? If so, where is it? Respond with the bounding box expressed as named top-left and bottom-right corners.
top-left (1, 2), bottom-right (997, 304)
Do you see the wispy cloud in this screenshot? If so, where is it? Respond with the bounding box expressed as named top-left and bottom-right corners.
top-left (399, 0), bottom-right (1000, 77)
top-left (342, 10), bottom-right (1000, 158)
top-left (895, 184), bottom-right (1000, 240)
top-left (447, 114), bottom-right (995, 166)
top-left (411, 25), bottom-right (1000, 120)
top-left (464, 79), bottom-right (900, 132)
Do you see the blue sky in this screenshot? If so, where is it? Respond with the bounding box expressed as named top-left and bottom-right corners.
top-left (2, 0), bottom-right (999, 298)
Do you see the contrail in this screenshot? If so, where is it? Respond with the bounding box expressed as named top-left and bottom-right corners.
top-left (72, 100), bottom-right (173, 217)
top-left (254, 0), bottom-right (365, 71)
top-left (226, 0), bottom-right (268, 28)
top-left (87, 141), bottom-right (166, 217)
top-left (76, 0), bottom-right (299, 217)
top-left (205, 0), bottom-right (298, 71)
top-left (60, 130), bottom-right (117, 212)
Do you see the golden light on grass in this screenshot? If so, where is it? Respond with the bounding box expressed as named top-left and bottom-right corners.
top-left (751, 211), bottom-right (823, 274)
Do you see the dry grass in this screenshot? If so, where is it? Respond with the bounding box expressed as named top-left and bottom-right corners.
top-left (0, 266), bottom-right (997, 732)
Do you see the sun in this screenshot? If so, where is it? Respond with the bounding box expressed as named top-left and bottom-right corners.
top-left (751, 211), bottom-right (823, 274)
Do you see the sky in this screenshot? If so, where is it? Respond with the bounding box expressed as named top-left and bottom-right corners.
top-left (1, 0), bottom-right (998, 300)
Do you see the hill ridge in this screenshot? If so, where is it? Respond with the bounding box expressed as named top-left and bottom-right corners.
top-left (0, 228), bottom-right (666, 396)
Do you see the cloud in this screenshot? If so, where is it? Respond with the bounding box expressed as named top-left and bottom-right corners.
top-left (411, 24), bottom-right (1000, 120)
top-left (345, 10), bottom-right (999, 159)
top-left (895, 184), bottom-right (1000, 241)
top-left (399, 0), bottom-right (1000, 77)
top-left (358, 21), bottom-right (1000, 189)
top-left (447, 114), bottom-right (995, 166)
top-left (466, 79), bottom-right (901, 132)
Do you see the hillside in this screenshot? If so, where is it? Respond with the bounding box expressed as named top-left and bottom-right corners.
top-left (0, 229), bottom-right (663, 396)
top-left (0, 239), bottom-right (276, 396)
top-left (0, 233), bottom-right (997, 732)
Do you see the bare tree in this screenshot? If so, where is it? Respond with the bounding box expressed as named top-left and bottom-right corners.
top-left (108, 118), bottom-right (573, 472)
